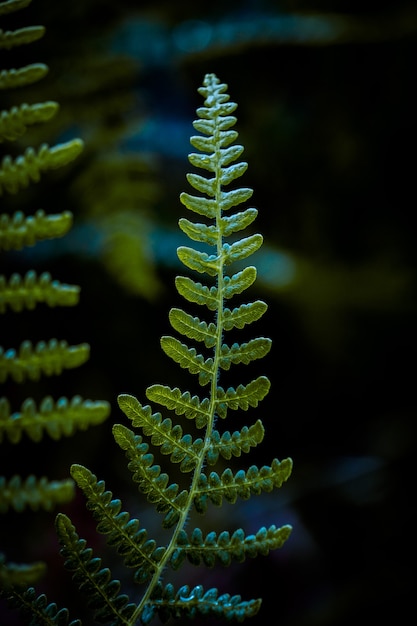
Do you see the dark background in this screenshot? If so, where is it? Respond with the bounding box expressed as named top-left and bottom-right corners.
top-left (1, 0), bottom-right (416, 624)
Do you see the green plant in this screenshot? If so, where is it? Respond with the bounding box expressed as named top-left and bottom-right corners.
top-left (0, 0), bottom-right (110, 590)
top-left (3, 72), bottom-right (292, 625)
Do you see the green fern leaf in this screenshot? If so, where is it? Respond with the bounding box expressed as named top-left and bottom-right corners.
top-left (219, 338), bottom-right (272, 370)
top-left (143, 582), bottom-right (261, 624)
top-left (222, 302), bottom-right (268, 331)
top-left (0, 395), bottom-right (110, 444)
top-left (0, 139), bottom-right (83, 195)
top-left (160, 336), bottom-right (214, 385)
top-left (0, 586), bottom-right (81, 626)
top-left (145, 384), bottom-right (210, 428)
top-left (206, 420), bottom-right (265, 465)
top-left (70, 465), bottom-right (165, 584)
top-left (55, 513), bottom-right (136, 624)
top-left (112, 424), bottom-right (188, 528)
top-left (0, 270), bottom-right (79, 313)
top-left (0, 63), bottom-right (48, 90)
top-left (0, 339), bottom-right (90, 383)
top-left (220, 208), bottom-right (258, 236)
top-left (0, 475), bottom-right (74, 513)
top-left (0, 1), bottom-right (32, 18)
top-left (0, 209), bottom-right (73, 251)
top-left (215, 376), bottom-right (271, 418)
top-left (194, 458), bottom-right (293, 512)
top-left (117, 394), bottom-right (204, 471)
top-left (171, 524), bottom-right (292, 568)
top-left (0, 25), bottom-right (45, 51)
top-left (169, 307), bottom-right (217, 347)
top-left (0, 554), bottom-right (46, 588)
top-left (0, 101), bottom-right (57, 141)
top-left (175, 275), bottom-right (219, 310)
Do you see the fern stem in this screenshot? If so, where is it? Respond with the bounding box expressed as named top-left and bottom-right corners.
top-left (130, 76), bottom-right (227, 626)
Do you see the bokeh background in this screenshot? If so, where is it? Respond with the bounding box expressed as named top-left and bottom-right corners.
top-left (1, 0), bottom-right (416, 624)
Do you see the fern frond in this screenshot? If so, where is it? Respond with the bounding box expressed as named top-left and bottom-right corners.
top-left (206, 420), bottom-right (265, 465)
top-left (0, 395), bottom-right (110, 444)
top-left (70, 464), bottom-right (166, 584)
top-left (0, 0), bottom-right (32, 17)
top-left (0, 209), bottom-right (73, 251)
top-left (0, 25), bottom-right (45, 50)
top-left (0, 63), bottom-right (48, 90)
top-left (160, 336), bottom-right (214, 385)
top-left (168, 307), bottom-right (217, 348)
top-left (0, 586), bottom-right (81, 626)
top-left (218, 338), bottom-right (272, 370)
top-left (112, 423), bottom-right (188, 528)
top-left (145, 384), bottom-right (210, 429)
top-left (142, 582), bottom-right (261, 624)
top-left (0, 554), bottom-right (46, 588)
top-left (171, 524), bottom-right (292, 568)
top-left (0, 270), bottom-right (79, 313)
top-left (0, 475), bottom-right (74, 513)
top-left (215, 376), bottom-right (270, 418)
top-left (0, 339), bottom-right (90, 383)
top-left (0, 102), bottom-right (58, 142)
top-left (117, 394), bottom-right (204, 471)
top-left (55, 513), bottom-right (136, 625)
top-left (194, 458), bottom-right (293, 512)
top-left (0, 139), bottom-right (84, 195)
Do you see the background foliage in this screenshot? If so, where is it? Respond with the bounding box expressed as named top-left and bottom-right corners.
top-left (1, 0), bottom-right (416, 624)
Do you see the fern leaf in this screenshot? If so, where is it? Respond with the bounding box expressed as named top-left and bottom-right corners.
top-left (0, 25), bottom-right (45, 51)
top-left (0, 270), bottom-right (79, 313)
top-left (55, 513), bottom-right (136, 625)
top-left (223, 267), bottom-right (257, 298)
top-left (143, 582), bottom-right (261, 624)
top-left (169, 307), bottom-right (217, 347)
top-left (194, 458), bottom-right (293, 512)
top-left (178, 217), bottom-right (218, 245)
top-left (177, 245), bottom-right (219, 276)
top-left (0, 63), bottom-right (48, 90)
top-left (0, 339), bottom-right (90, 383)
top-left (0, 0), bottom-right (32, 17)
top-left (0, 554), bottom-right (46, 588)
top-left (220, 207), bottom-right (258, 236)
top-left (222, 234), bottom-right (263, 265)
top-left (223, 301), bottom-right (268, 331)
top-left (160, 336), bottom-right (214, 385)
top-left (175, 275), bottom-right (218, 310)
top-left (0, 395), bottom-right (110, 444)
top-left (219, 338), bottom-right (272, 370)
top-left (215, 376), bottom-right (271, 418)
top-left (0, 139), bottom-right (83, 195)
top-left (0, 586), bottom-right (81, 626)
top-left (0, 209), bottom-right (73, 250)
top-left (117, 394), bottom-right (203, 472)
top-left (112, 424), bottom-right (188, 528)
top-left (0, 101), bottom-right (58, 142)
top-left (171, 524), bottom-right (292, 568)
top-left (206, 420), bottom-right (265, 465)
top-left (145, 384), bottom-right (210, 429)
top-left (0, 475), bottom-right (74, 513)
top-left (70, 465), bottom-right (165, 584)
